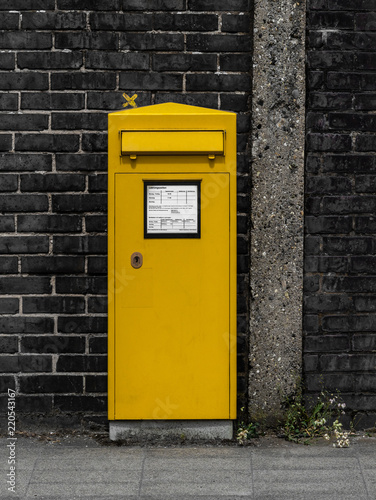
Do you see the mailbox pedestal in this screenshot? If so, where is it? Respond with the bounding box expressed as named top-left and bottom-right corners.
top-left (108, 103), bottom-right (237, 440)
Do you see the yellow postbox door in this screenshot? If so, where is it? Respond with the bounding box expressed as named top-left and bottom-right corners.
top-left (114, 172), bottom-right (230, 419)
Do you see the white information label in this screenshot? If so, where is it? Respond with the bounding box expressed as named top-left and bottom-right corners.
top-left (146, 184), bottom-right (199, 235)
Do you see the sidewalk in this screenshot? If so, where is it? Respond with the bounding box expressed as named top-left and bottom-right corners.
top-left (1, 433), bottom-right (375, 499)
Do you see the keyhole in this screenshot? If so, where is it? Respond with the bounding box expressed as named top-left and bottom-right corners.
top-left (131, 252), bottom-right (143, 269)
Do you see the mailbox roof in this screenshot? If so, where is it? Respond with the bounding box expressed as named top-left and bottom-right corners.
top-left (109, 102), bottom-right (235, 116)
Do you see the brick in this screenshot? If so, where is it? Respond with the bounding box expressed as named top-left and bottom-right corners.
top-left (0, 114), bottom-right (47, 131)
top-left (0, 32), bottom-right (51, 49)
top-left (305, 335), bottom-right (350, 353)
top-left (21, 93), bottom-right (85, 111)
top-left (186, 74), bottom-right (251, 92)
top-left (58, 0), bottom-right (120, 8)
top-left (305, 373), bottom-right (353, 392)
top-left (350, 256), bottom-right (376, 273)
top-left (86, 375), bottom-right (107, 392)
top-left (308, 0), bottom-right (327, 8)
top-left (0, 298), bottom-right (19, 314)
top-left (308, 12), bottom-right (354, 29)
top-left (322, 196), bottom-right (376, 214)
top-left (324, 32), bottom-right (376, 51)
top-left (356, 12), bottom-right (376, 30)
top-left (23, 297), bottom-right (85, 314)
top-left (0, 94), bottom-right (18, 111)
top-left (53, 236), bottom-right (107, 254)
top-left (188, 0), bottom-right (250, 10)
top-left (56, 277), bottom-right (106, 294)
top-left (354, 213), bottom-right (376, 234)
top-left (0, 375), bottom-right (16, 393)
top-left (56, 153), bottom-right (107, 171)
top-left (355, 176), bottom-right (376, 193)
top-left (304, 275), bottom-right (320, 292)
top-left (119, 72), bottom-right (182, 91)
top-left (85, 215), bottom-right (107, 232)
top-left (81, 134), bottom-right (108, 152)
top-left (152, 53), bottom-right (216, 72)
top-left (328, 72), bottom-right (376, 91)
top-left (0, 53), bottom-right (14, 70)
top-left (306, 176), bottom-right (351, 194)
top-left (305, 216), bottom-right (351, 234)
top-left (352, 334), bottom-right (376, 351)
top-left (52, 113), bottom-right (107, 131)
top-left (322, 155), bottom-right (376, 173)
top-left (0, 154), bottom-right (52, 172)
top-left (55, 32), bottom-right (118, 51)
top-left (306, 112), bottom-right (327, 131)
top-left (155, 93), bottom-right (218, 109)
top-left (58, 317), bottom-right (107, 334)
top-left (54, 395), bottom-right (106, 412)
top-left (154, 13), bottom-right (218, 31)
top-left (330, 113), bottom-right (376, 131)
top-left (323, 276), bottom-right (376, 293)
top-left (0, 175), bottom-right (17, 192)
top-left (354, 296), bottom-right (376, 312)
top-left (304, 354), bottom-right (319, 371)
top-left (51, 73), bottom-right (116, 91)
top-left (88, 174), bottom-right (107, 192)
top-left (0, 236), bottom-right (49, 254)
top-left (0, 336), bottom-right (17, 353)
top-left (10, 395), bottom-right (52, 413)
top-left (308, 71), bottom-right (325, 90)
top-left (304, 295), bottom-right (352, 313)
top-left (220, 54), bottom-right (251, 72)
top-left (306, 133), bottom-right (351, 152)
top-left (0, 253), bottom-right (18, 272)
top-left (20, 173), bottom-right (85, 192)
top-left (86, 51), bottom-right (149, 70)
top-left (0, 317), bottom-right (54, 334)
top-left (19, 375), bottom-right (83, 393)
top-left (320, 354), bottom-right (376, 371)
top-left (355, 135), bottom-right (376, 152)
top-left (0, 195), bottom-right (48, 212)
top-left (187, 34), bottom-right (251, 52)
top-left (120, 33), bottom-right (184, 51)
top-left (0, 13), bottom-right (19, 29)
top-left (0, 72), bottom-right (48, 90)
top-left (329, 0), bottom-right (376, 9)
top-left (354, 375), bottom-right (376, 392)
top-left (0, 0), bottom-right (54, 8)
top-left (21, 256), bottom-right (85, 274)
top-left (308, 51), bottom-right (354, 70)
top-left (305, 235), bottom-right (320, 255)
top-left (21, 336), bottom-right (85, 354)
top-left (88, 297), bottom-right (107, 313)
top-left (90, 12), bottom-right (152, 30)
top-left (18, 52), bottom-right (83, 70)
top-left (354, 94), bottom-right (376, 111)
top-left (18, 215), bottom-right (82, 233)
top-left (308, 93), bottom-right (352, 110)
top-left (322, 314), bottom-right (376, 332)
top-left (52, 194), bottom-right (106, 213)
top-left (15, 134), bottom-right (79, 152)
top-left (315, 257), bottom-right (349, 273)
top-left (0, 355), bottom-right (52, 373)
top-left (123, 0), bottom-right (184, 10)
top-left (222, 13), bottom-right (250, 32)
top-left (89, 337), bottom-right (107, 354)
top-left (22, 12), bottom-right (86, 30)
top-left (56, 354), bottom-right (107, 372)
top-left (322, 237), bottom-right (373, 255)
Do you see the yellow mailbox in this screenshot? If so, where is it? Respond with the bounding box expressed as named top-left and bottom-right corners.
top-left (108, 103), bottom-right (237, 429)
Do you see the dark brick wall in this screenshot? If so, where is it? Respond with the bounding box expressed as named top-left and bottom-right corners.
top-left (0, 1), bottom-right (251, 426)
top-left (305, 0), bottom-right (376, 426)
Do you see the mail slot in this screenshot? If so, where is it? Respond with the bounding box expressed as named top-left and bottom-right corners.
top-left (108, 103), bottom-right (237, 430)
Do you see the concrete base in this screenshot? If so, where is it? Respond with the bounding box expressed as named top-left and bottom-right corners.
top-left (109, 420), bottom-right (233, 441)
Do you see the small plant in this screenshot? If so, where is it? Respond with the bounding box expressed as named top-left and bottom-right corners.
top-left (283, 385), bottom-right (350, 447)
top-left (237, 407), bottom-right (260, 445)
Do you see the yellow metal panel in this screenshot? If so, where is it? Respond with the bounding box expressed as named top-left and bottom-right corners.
top-left (121, 130), bottom-right (224, 156)
top-left (108, 103), bottom-right (237, 421)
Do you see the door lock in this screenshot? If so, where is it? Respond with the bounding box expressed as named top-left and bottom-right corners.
top-left (131, 252), bottom-right (143, 269)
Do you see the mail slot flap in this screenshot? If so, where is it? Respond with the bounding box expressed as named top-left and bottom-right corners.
top-left (121, 130), bottom-right (224, 156)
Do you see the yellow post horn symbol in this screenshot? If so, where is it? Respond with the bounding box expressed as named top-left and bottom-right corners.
top-left (122, 93), bottom-right (138, 108)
